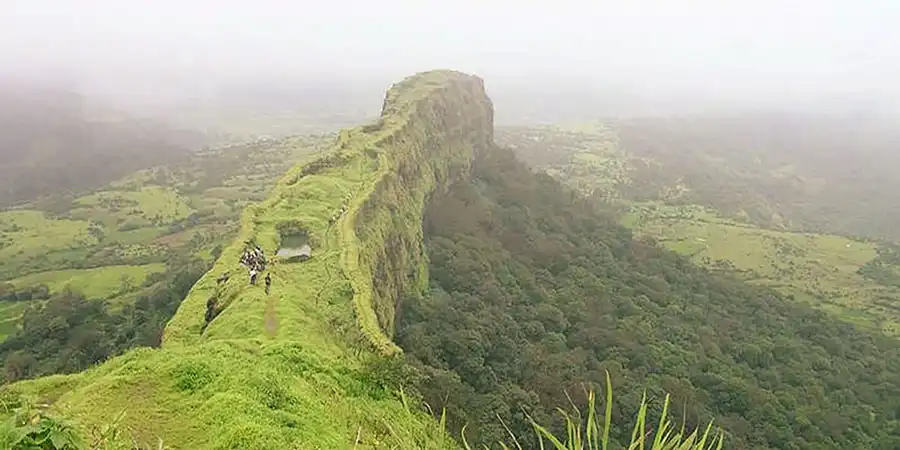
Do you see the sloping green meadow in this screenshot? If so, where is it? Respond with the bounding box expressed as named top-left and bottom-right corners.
top-left (2, 70), bottom-right (493, 449)
top-left (7, 264), bottom-right (166, 300)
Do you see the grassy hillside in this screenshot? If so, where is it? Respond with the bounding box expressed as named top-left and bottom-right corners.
top-left (0, 135), bottom-right (328, 346)
top-left (0, 302), bottom-right (27, 342)
top-left (7, 264), bottom-right (165, 300)
top-left (1, 70), bottom-right (493, 449)
top-left (623, 203), bottom-right (900, 336)
top-left (500, 124), bottom-right (900, 337)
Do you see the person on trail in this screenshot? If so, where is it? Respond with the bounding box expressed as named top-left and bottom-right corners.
top-left (205, 296), bottom-right (218, 323)
top-left (250, 268), bottom-right (258, 285)
top-left (265, 273), bottom-right (272, 295)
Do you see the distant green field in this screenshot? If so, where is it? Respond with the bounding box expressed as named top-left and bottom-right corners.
top-left (9, 264), bottom-right (166, 299)
top-left (0, 210), bottom-right (96, 262)
top-left (0, 264), bottom-right (167, 338)
top-left (0, 301), bottom-right (28, 341)
top-left (623, 202), bottom-right (900, 336)
top-left (74, 185), bottom-right (194, 228)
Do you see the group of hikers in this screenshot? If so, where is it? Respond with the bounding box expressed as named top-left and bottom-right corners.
top-left (207, 244), bottom-right (275, 327)
top-left (240, 245), bottom-right (273, 294)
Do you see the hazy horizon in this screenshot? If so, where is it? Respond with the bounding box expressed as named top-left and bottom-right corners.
top-left (3, 1), bottom-right (899, 122)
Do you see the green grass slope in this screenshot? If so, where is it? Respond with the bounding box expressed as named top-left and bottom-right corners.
top-left (6, 264), bottom-right (165, 299)
top-left (623, 203), bottom-right (900, 336)
top-left (0, 210), bottom-right (97, 271)
top-left (2, 70), bottom-right (493, 449)
top-left (0, 134), bottom-right (327, 346)
top-left (0, 302), bottom-right (28, 342)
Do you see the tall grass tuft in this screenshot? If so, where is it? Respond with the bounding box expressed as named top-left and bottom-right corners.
top-left (460, 371), bottom-right (725, 450)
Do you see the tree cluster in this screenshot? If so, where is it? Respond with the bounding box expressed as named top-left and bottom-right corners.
top-left (0, 257), bottom-right (208, 383)
top-left (0, 284), bottom-right (50, 303)
top-left (859, 243), bottom-right (900, 288)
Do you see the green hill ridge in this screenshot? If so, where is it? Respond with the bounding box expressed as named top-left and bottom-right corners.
top-left (1, 70), bottom-right (493, 449)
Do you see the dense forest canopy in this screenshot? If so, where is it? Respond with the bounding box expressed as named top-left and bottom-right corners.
top-left (398, 145), bottom-right (900, 449)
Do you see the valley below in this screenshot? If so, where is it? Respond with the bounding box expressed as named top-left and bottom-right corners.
top-left (498, 123), bottom-right (900, 337)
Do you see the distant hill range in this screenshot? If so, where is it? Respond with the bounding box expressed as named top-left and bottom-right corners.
top-left (0, 85), bottom-right (207, 208)
top-left (608, 112), bottom-right (900, 242)
top-left (502, 111), bottom-right (900, 242)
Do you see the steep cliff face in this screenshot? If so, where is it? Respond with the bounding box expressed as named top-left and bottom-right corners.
top-left (352, 72), bottom-right (493, 347)
top-left (1, 70), bottom-right (494, 449)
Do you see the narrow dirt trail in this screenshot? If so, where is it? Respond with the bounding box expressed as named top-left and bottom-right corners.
top-left (263, 264), bottom-right (281, 339)
top-left (314, 222), bottom-right (335, 305)
top-left (263, 287), bottom-right (279, 338)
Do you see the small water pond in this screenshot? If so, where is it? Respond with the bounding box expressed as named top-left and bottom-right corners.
top-left (277, 234), bottom-right (312, 262)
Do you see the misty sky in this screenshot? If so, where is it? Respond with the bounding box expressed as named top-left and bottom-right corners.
top-left (2, 1), bottom-right (899, 109)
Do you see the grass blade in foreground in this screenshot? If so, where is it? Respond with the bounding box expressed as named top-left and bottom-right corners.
top-left (463, 371), bottom-right (725, 450)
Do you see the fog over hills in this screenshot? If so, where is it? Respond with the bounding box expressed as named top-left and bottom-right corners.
top-left (2, 0), bottom-right (898, 127)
